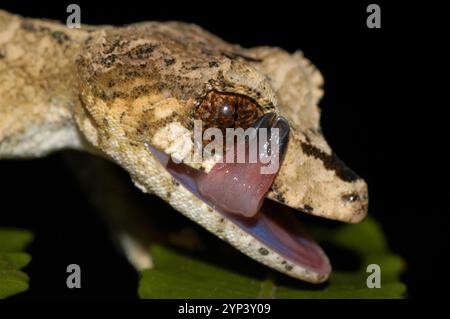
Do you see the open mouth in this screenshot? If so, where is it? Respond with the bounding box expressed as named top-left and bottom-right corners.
top-left (147, 113), bottom-right (331, 281)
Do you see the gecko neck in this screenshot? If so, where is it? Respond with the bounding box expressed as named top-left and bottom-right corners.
top-left (0, 10), bottom-right (95, 158)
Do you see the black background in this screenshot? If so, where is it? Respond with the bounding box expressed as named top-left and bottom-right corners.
top-left (0, 0), bottom-right (443, 301)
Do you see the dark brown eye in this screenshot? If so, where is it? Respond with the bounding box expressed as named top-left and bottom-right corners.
top-left (195, 91), bottom-right (262, 134)
top-left (217, 100), bottom-right (235, 128)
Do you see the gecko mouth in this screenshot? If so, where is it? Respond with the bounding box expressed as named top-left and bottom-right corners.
top-left (147, 113), bottom-right (331, 280)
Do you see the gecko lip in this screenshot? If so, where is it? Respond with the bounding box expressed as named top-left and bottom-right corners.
top-left (146, 113), bottom-right (331, 279)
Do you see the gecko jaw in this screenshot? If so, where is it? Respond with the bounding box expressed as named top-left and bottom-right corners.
top-left (145, 113), bottom-right (332, 282)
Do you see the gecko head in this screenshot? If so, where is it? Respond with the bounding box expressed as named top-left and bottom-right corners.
top-left (75, 21), bottom-right (368, 283)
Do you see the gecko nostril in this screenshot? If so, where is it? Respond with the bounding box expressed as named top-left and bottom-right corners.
top-left (341, 193), bottom-right (360, 203)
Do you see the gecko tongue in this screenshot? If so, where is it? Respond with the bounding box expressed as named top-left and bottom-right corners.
top-left (197, 113), bottom-right (289, 218)
top-left (197, 154), bottom-right (277, 217)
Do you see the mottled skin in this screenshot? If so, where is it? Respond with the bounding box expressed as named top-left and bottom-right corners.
top-left (0, 10), bottom-right (368, 283)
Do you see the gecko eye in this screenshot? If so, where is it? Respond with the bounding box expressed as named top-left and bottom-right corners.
top-left (194, 91), bottom-right (263, 135)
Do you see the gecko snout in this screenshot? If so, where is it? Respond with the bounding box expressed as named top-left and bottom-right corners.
top-left (339, 178), bottom-right (369, 223)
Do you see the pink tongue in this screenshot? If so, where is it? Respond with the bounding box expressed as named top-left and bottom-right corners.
top-left (197, 147), bottom-right (278, 218)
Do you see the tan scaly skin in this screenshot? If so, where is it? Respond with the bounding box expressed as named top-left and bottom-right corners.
top-left (0, 10), bottom-right (368, 284)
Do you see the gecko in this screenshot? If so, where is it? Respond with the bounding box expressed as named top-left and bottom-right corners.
top-left (0, 10), bottom-right (368, 284)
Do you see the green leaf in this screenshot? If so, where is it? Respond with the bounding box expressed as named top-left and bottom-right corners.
top-left (139, 218), bottom-right (406, 299)
top-left (0, 228), bottom-right (33, 298)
